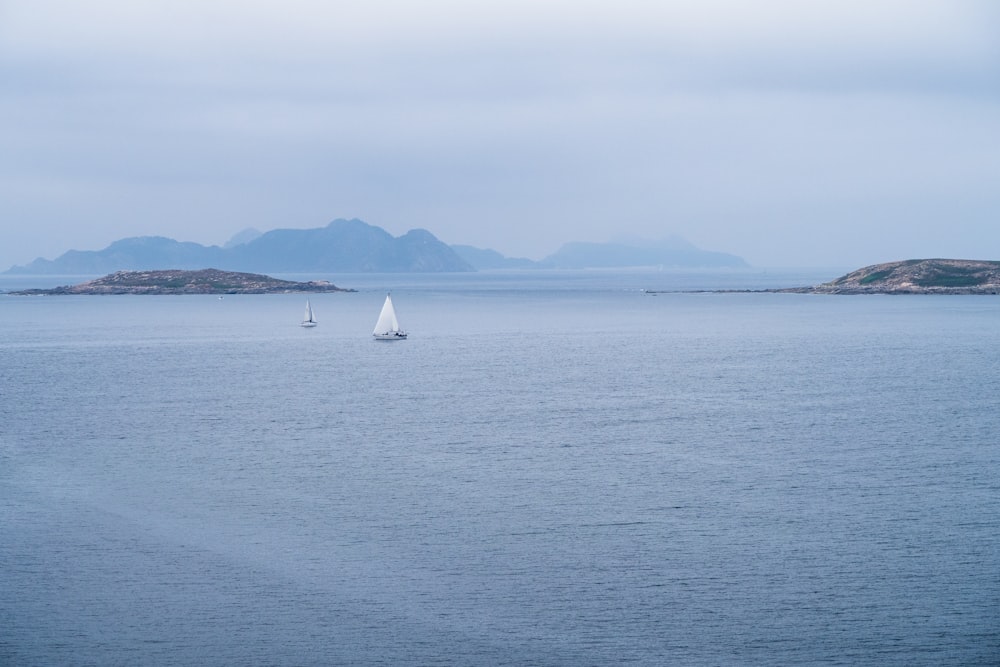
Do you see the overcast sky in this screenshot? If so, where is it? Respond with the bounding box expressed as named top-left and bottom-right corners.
top-left (2, 0), bottom-right (998, 270)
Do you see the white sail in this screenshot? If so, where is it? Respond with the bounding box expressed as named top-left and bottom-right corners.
top-left (373, 294), bottom-right (406, 339)
top-left (301, 300), bottom-right (317, 327)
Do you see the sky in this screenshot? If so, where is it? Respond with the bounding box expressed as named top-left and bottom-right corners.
top-left (1, 0), bottom-right (998, 270)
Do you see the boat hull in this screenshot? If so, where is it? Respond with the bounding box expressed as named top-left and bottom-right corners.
top-left (373, 332), bottom-right (407, 340)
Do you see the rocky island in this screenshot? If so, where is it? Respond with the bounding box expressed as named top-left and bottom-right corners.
top-left (781, 259), bottom-right (1000, 295)
top-left (10, 269), bottom-right (354, 295)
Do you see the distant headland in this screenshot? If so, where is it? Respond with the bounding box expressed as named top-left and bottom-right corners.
top-left (9, 269), bottom-right (354, 295)
top-left (777, 259), bottom-right (1000, 295)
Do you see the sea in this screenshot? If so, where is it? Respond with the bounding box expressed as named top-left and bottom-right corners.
top-left (1, 268), bottom-right (998, 666)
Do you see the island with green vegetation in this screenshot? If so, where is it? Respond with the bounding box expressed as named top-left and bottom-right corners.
top-left (9, 269), bottom-right (354, 295)
top-left (781, 259), bottom-right (1000, 295)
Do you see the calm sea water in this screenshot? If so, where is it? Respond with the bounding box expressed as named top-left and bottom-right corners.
top-left (2, 270), bottom-right (998, 665)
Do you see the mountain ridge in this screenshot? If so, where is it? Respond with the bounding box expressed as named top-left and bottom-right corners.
top-left (6, 219), bottom-right (473, 274)
top-left (5, 218), bottom-right (749, 274)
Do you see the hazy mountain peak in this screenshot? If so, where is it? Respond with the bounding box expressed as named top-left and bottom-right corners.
top-left (609, 234), bottom-right (696, 250)
top-left (224, 228), bottom-right (263, 249)
top-left (540, 238), bottom-right (747, 269)
top-left (326, 218), bottom-right (371, 231)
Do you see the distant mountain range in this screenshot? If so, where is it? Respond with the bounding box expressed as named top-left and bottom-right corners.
top-left (5, 218), bottom-right (747, 274)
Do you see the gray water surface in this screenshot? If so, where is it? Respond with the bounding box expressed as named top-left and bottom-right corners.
top-left (2, 272), bottom-right (998, 665)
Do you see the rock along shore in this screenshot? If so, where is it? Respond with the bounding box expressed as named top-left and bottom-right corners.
top-left (773, 259), bottom-right (1000, 295)
top-left (9, 269), bottom-right (355, 295)
top-left (641, 259), bottom-right (1000, 295)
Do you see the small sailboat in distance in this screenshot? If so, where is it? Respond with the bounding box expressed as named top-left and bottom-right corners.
top-left (373, 293), bottom-right (406, 340)
top-left (300, 300), bottom-right (318, 327)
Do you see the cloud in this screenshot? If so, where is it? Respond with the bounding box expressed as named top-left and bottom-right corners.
top-left (5, 1), bottom-right (996, 84)
top-left (1, 0), bottom-right (998, 268)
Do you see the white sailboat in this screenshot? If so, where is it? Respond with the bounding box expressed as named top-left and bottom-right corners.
top-left (372, 293), bottom-right (406, 340)
top-left (300, 300), bottom-right (317, 327)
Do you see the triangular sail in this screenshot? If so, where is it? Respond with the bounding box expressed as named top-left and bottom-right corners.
top-left (373, 294), bottom-right (400, 334)
top-left (301, 300), bottom-right (317, 326)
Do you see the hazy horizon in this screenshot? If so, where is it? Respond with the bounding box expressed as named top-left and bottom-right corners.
top-left (3, 1), bottom-right (999, 270)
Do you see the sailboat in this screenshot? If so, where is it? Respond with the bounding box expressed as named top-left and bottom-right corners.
top-left (300, 300), bottom-right (318, 327)
top-left (372, 293), bottom-right (407, 340)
